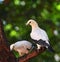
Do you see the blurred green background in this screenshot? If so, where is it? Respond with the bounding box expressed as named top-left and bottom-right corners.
top-left (0, 0), bottom-right (60, 62)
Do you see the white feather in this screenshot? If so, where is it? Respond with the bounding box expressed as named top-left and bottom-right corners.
top-left (14, 40), bottom-right (32, 49)
top-left (10, 40), bottom-right (32, 51)
top-left (10, 40), bottom-right (32, 56)
top-left (26, 19), bottom-right (50, 49)
top-left (10, 44), bottom-right (14, 51)
top-left (30, 27), bottom-right (49, 44)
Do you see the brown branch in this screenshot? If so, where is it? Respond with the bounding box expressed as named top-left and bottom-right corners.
top-left (19, 47), bottom-right (46, 62)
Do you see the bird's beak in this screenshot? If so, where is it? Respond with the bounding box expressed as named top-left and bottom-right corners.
top-left (26, 22), bottom-right (29, 26)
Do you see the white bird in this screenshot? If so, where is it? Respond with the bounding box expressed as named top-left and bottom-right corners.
top-left (26, 19), bottom-right (55, 52)
top-left (10, 40), bottom-right (33, 56)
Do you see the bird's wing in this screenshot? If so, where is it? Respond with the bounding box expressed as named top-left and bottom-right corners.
top-left (40, 29), bottom-right (49, 40)
top-left (32, 39), bottom-right (49, 47)
top-left (31, 27), bottom-right (49, 40)
top-left (32, 39), bottom-right (55, 52)
top-left (39, 28), bottom-right (50, 44)
top-left (14, 40), bottom-right (32, 49)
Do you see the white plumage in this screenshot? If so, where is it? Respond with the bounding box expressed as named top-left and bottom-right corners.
top-left (26, 19), bottom-right (54, 52)
top-left (30, 27), bottom-right (49, 44)
top-left (10, 40), bottom-right (32, 56)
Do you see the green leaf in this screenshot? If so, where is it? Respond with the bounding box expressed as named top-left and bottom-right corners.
top-left (10, 30), bottom-right (18, 37)
top-left (56, 4), bottom-right (60, 11)
top-left (14, 0), bottom-right (20, 5)
top-left (5, 24), bottom-right (12, 31)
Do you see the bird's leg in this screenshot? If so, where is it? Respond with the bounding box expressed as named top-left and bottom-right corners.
top-left (36, 44), bottom-right (41, 52)
top-left (37, 44), bottom-right (41, 49)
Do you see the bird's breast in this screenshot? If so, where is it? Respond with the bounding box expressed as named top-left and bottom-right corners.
top-left (30, 31), bottom-right (41, 40)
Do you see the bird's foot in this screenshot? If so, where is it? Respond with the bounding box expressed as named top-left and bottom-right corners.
top-left (36, 49), bottom-right (40, 53)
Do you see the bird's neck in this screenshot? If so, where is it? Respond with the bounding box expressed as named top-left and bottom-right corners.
top-left (31, 25), bottom-right (39, 31)
top-left (31, 24), bottom-right (39, 30)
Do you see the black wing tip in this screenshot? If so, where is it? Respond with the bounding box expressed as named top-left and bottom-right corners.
top-left (48, 46), bottom-right (55, 53)
top-left (50, 49), bottom-right (55, 53)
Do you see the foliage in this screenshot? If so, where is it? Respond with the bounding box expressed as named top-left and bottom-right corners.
top-left (0, 0), bottom-right (60, 62)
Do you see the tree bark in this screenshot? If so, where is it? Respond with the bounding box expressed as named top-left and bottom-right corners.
top-left (0, 19), bottom-right (16, 62)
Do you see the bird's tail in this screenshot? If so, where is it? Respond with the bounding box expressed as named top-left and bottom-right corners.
top-left (48, 46), bottom-right (55, 53)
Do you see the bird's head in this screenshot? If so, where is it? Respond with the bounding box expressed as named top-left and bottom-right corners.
top-left (26, 19), bottom-right (38, 28)
top-left (10, 44), bottom-right (15, 51)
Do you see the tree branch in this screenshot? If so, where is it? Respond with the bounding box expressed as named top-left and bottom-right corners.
top-left (19, 47), bottom-right (46, 62)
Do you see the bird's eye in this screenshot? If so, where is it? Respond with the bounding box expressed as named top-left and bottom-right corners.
top-left (29, 21), bottom-right (31, 24)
